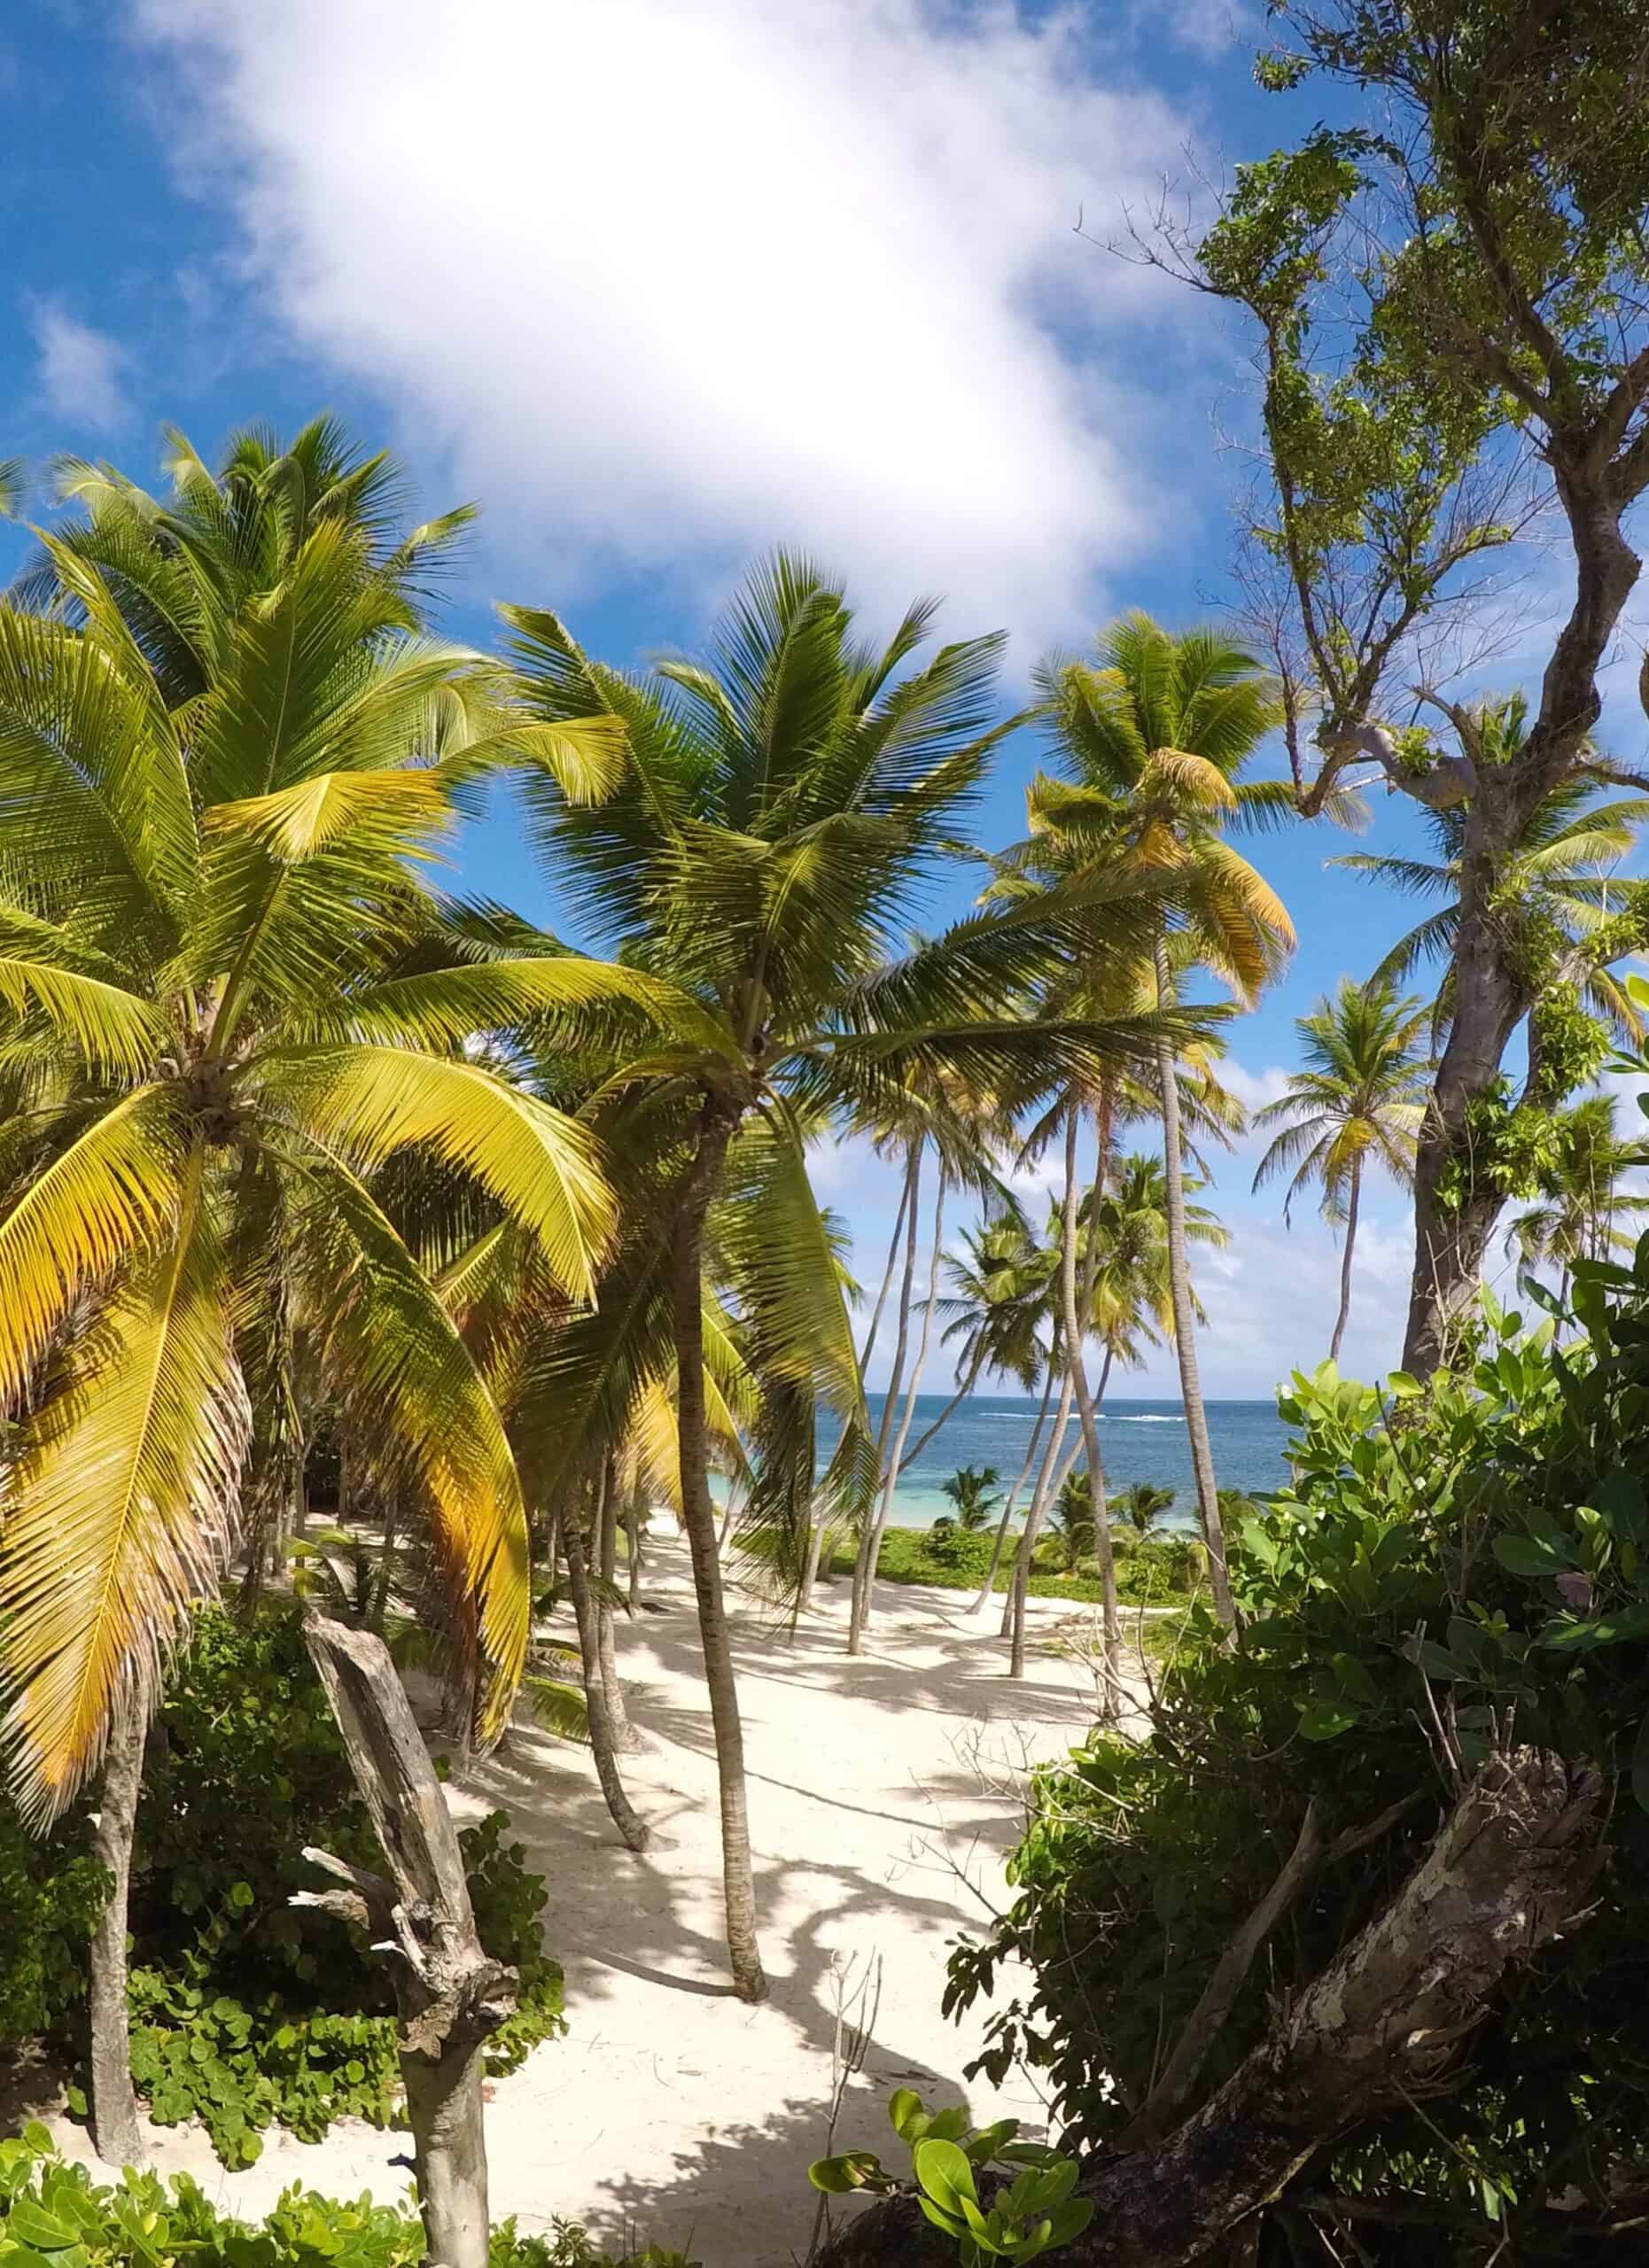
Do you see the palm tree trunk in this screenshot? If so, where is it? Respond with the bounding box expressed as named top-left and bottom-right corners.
top-left (672, 1096), bottom-right (766, 2001)
top-left (1058, 1100), bottom-right (1121, 1719)
top-left (1154, 937), bottom-right (1236, 1630)
top-left (626, 1480), bottom-right (644, 1612)
top-left (1005, 1364), bottom-right (1075, 1662)
top-left (968, 1360), bottom-right (1057, 1617)
top-left (858, 1163), bottom-right (914, 1374)
top-left (854, 1167), bottom-right (945, 1644)
top-left (596, 1456), bottom-right (641, 1753)
top-left (88, 1687), bottom-right (147, 2165)
top-left (1010, 1411), bottom-right (1085, 1676)
top-left (899, 1348), bottom-right (983, 1467)
top-left (1329, 1159), bottom-right (1361, 1365)
top-left (563, 1509), bottom-right (649, 1853)
top-left (849, 1140), bottom-right (922, 1651)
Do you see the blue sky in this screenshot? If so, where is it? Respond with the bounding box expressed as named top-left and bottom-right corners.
top-left (5, 1), bottom-right (1642, 1396)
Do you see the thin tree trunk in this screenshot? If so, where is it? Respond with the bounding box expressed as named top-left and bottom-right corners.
top-left (899, 1348), bottom-right (983, 1468)
top-left (673, 1098), bottom-right (767, 2001)
top-left (858, 1164), bottom-right (914, 1375)
top-left (88, 1688), bottom-right (147, 2166)
top-left (563, 1510), bottom-right (649, 1851)
top-left (1329, 1158), bottom-right (1361, 1365)
top-left (595, 1457), bottom-right (641, 1752)
top-left (1006, 1365), bottom-right (1076, 1666)
top-left (298, 1618), bottom-right (521, 2268)
top-left (1154, 938), bottom-right (1235, 1629)
top-left (1058, 1099), bottom-right (1121, 1718)
top-left (1010, 1420), bottom-right (1086, 1677)
top-left (854, 1166), bottom-right (945, 1644)
top-left (795, 1507), bottom-right (830, 1626)
top-left (968, 1361), bottom-right (1057, 1617)
top-left (849, 1141), bottom-right (922, 1651)
top-left (626, 1480), bottom-right (644, 1612)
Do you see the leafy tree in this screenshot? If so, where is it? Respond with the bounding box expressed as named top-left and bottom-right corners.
top-left (1111, 1481), bottom-right (1176, 1535)
top-left (1033, 614), bottom-right (1292, 1624)
top-left (508, 554), bottom-right (1189, 1999)
top-left (0, 425), bottom-right (617, 2155)
top-left (1252, 977), bottom-right (1430, 1360)
top-left (1041, 1471), bottom-right (1097, 1575)
top-left (1161, 0), bottom-right (1649, 1373)
top-left (1504, 1093), bottom-right (1649, 1301)
top-left (940, 1464), bottom-right (1002, 1534)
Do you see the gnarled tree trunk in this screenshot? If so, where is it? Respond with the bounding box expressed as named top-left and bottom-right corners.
top-left (297, 1616), bottom-right (518, 2268)
top-left (816, 1749), bottom-right (1603, 2268)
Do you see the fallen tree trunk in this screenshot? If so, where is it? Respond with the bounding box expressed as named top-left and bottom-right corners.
top-left (816, 1750), bottom-right (1603, 2268)
top-left (295, 1614), bottom-right (517, 2268)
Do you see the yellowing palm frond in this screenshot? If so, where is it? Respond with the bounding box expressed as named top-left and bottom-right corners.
top-left (0, 1157), bottom-right (249, 1819)
top-left (1140, 747), bottom-right (1240, 811)
top-left (336, 956), bottom-right (738, 1064)
top-left (0, 940), bottom-right (167, 1078)
top-left (0, 1084), bottom-right (185, 1408)
top-left (257, 1043), bottom-right (614, 1302)
top-left (206, 765), bottom-right (461, 862)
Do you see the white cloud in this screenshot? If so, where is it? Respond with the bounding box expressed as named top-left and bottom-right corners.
top-left (131, 0), bottom-right (1204, 639)
top-left (1218, 1060), bottom-right (1292, 1116)
top-left (28, 301), bottom-right (130, 431)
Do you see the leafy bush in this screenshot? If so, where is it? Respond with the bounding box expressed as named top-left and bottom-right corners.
top-left (948, 1281), bottom-right (1649, 2262)
top-left (0, 2130), bottom-right (689, 2268)
top-left (46, 1606), bottom-right (564, 2167)
top-left (0, 1807), bottom-right (108, 2048)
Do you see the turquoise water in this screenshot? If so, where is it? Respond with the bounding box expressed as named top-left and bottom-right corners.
top-left (852, 1394), bottom-right (1292, 1529)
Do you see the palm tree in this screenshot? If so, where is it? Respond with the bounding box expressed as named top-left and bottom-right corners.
top-left (509, 555), bottom-right (1188, 1999)
top-left (1113, 1481), bottom-right (1176, 1534)
top-left (1505, 1094), bottom-right (1649, 1301)
top-left (0, 431), bottom-right (619, 2160)
top-left (1034, 615), bottom-right (1292, 1626)
top-left (940, 1464), bottom-right (1001, 1532)
top-left (1251, 977), bottom-right (1430, 1362)
top-left (1042, 1469), bottom-right (1097, 1574)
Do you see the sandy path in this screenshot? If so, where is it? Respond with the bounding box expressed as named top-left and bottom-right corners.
top-left (51, 1541), bottom-right (1115, 2264)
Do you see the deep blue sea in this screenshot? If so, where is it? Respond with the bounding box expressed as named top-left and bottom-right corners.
top-left (857, 1394), bottom-right (1292, 1529)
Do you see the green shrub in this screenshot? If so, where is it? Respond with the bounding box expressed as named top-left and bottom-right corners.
top-left (47, 1606), bottom-right (564, 2167)
top-left (0, 1807), bottom-right (108, 2048)
top-left (0, 2130), bottom-right (688, 2268)
top-left (947, 1284), bottom-right (1649, 2261)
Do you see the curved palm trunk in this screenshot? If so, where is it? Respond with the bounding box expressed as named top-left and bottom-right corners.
top-left (626, 1480), bottom-right (644, 1612)
top-left (899, 1347), bottom-right (983, 1468)
top-left (673, 1098), bottom-right (766, 2000)
top-left (1005, 1364), bottom-right (1075, 1666)
top-left (967, 1361), bottom-right (1057, 1617)
top-left (563, 1511), bottom-right (649, 1853)
top-left (1154, 940), bottom-right (1235, 1630)
top-left (1329, 1159), bottom-right (1362, 1366)
top-left (595, 1457), bottom-right (641, 1753)
top-left (855, 1168), bottom-right (946, 1643)
top-left (1058, 1101), bottom-right (1121, 1718)
top-left (1010, 1413), bottom-right (1085, 1676)
top-left (858, 1165), bottom-right (914, 1374)
top-left (88, 1686), bottom-right (147, 2165)
top-left (849, 1141), bottom-right (922, 1652)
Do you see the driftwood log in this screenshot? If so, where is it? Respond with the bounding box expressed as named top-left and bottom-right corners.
top-left (817, 1749), bottom-right (1603, 2268)
top-left (295, 1614), bottom-right (517, 2268)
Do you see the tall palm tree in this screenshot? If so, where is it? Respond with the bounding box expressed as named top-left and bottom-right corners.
top-left (940, 1464), bottom-right (1001, 1532)
top-left (0, 441), bottom-right (621, 2158)
top-left (509, 555), bottom-right (1190, 1999)
top-left (1034, 614), bottom-right (1292, 1626)
top-left (1505, 1094), bottom-right (1649, 1300)
top-left (1251, 977), bottom-right (1431, 1362)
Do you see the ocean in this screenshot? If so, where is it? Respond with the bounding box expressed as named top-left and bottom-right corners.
top-left (855, 1394), bottom-right (1293, 1529)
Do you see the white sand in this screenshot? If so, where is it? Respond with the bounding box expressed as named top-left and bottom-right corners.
top-left (51, 1540), bottom-right (1123, 2265)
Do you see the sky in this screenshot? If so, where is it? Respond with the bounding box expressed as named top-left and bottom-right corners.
top-left (4, 0), bottom-right (1645, 1399)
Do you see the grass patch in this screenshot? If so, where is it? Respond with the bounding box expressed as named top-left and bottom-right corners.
top-left (825, 1526), bottom-right (1197, 1608)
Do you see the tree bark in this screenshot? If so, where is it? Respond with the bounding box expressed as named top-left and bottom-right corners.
top-left (1059, 1099), bottom-right (1121, 1718)
top-left (815, 1750), bottom-right (1603, 2268)
top-left (898, 1348), bottom-right (983, 1469)
top-left (968, 1361), bottom-right (1056, 1617)
top-left (596, 1456), bottom-right (641, 1752)
top-left (854, 1167), bottom-right (945, 1644)
top-left (297, 1617), bottom-right (519, 2268)
top-left (626, 1480), bottom-right (644, 1612)
top-left (1329, 1160), bottom-right (1360, 1366)
top-left (673, 1097), bottom-right (767, 2001)
top-left (87, 1686), bottom-right (147, 2167)
top-left (1154, 940), bottom-right (1234, 1629)
top-left (857, 1162), bottom-right (914, 1376)
top-left (1007, 1365), bottom-right (1076, 1671)
top-left (849, 1141), bottom-right (922, 1653)
top-left (563, 1511), bottom-right (650, 1852)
